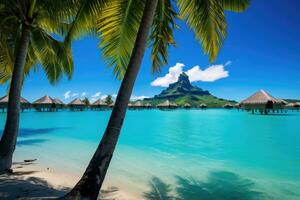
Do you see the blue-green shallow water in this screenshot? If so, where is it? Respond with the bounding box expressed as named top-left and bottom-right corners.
top-left (1, 109), bottom-right (300, 199)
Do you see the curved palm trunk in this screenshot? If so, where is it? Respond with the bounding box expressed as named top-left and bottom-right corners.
top-left (62, 0), bottom-right (158, 199)
top-left (0, 24), bottom-right (30, 173)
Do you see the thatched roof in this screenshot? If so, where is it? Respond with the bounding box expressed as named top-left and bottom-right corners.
top-left (157, 100), bottom-right (178, 107)
top-left (133, 101), bottom-right (144, 107)
top-left (295, 102), bottom-right (300, 107)
top-left (145, 103), bottom-right (152, 107)
top-left (68, 98), bottom-right (85, 106)
top-left (241, 90), bottom-right (282, 105)
top-left (53, 98), bottom-right (64, 105)
top-left (109, 102), bottom-right (115, 107)
top-left (223, 103), bottom-right (234, 108)
top-left (199, 103), bottom-right (207, 108)
top-left (92, 99), bottom-right (107, 106)
top-left (0, 95), bottom-right (30, 104)
top-left (33, 96), bottom-right (54, 105)
top-left (184, 103), bottom-right (191, 108)
top-left (285, 103), bottom-right (295, 108)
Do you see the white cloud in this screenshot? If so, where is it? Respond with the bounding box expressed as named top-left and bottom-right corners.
top-left (72, 93), bottom-right (78, 97)
top-left (81, 92), bottom-right (87, 97)
top-left (112, 94), bottom-right (117, 99)
top-left (100, 95), bottom-right (108, 100)
top-left (90, 92), bottom-right (101, 102)
top-left (151, 62), bottom-right (230, 87)
top-left (186, 64), bottom-right (229, 82)
top-left (151, 63), bottom-right (184, 87)
top-left (225, 61), bottom-right (232, 66)
top-left (131, 95), bottom-right (149, 101)
top-left (92, 92), bottom-right (101, 98)
top-left (64, 91), bottom-right (71, 99)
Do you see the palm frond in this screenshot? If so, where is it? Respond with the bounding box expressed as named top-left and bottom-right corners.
top-left (149, 0), bottom-right (177, 73)
top-left (63, 0), bottom-right (109, 45)
top-left (31, 28), bottom-right (73, 85)
top-left (97, 0), bottom-right (146, 79)
top-left (221, 0), bottom-right (250, 12)
top-left (177, 0), bottom-right (227, 62)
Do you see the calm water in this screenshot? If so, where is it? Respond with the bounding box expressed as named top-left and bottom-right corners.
top-left (1, 109), bottom-right (300, 199)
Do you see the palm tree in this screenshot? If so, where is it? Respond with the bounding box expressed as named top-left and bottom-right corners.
top-left (0, 0), bottom-right (76, 173)
top-left (62, 0), bottom-right (250, 199)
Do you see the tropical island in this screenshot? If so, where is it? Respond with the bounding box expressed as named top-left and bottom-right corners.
top-left (142, 72), bottom-right (236, 107)
top-left (1, 1), bottom-right (300, 200)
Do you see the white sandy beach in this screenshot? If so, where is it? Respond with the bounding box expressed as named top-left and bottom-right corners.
top-left (0, 159), bottom-right (139, 200)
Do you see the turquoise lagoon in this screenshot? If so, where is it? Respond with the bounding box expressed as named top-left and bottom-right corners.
top-left (1, 109), bottom-right (300, 199)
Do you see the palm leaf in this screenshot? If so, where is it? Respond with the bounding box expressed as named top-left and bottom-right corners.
top-left (30, 28), bottom-right (73, 85)
top-left (177, 0), bottom-right (227, 62)
top-left (149, 0), bottom-right (177, 73)
top-left (97, 0), bottom-right (146, 79)
top-left (221, 0), bottom-right (250, 12)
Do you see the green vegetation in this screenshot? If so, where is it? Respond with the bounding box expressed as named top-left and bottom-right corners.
top-left (143, 73), bottom-right (236, 107)
top-left (82, 97), bottom-right (90, 106)
top-left (105, 95), bottom-right (113, 105)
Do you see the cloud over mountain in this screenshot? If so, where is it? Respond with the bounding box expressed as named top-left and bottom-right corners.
top-left (151, 62), bottom-right (230, 87)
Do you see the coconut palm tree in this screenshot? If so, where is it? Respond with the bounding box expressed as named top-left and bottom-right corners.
top-left (0, 0), bottom-right (77, 173)
top-left (62, 0), bottom-right (250, 199)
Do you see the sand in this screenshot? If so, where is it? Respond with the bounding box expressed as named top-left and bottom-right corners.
top-left (0, 159), bottom-right (138, 200)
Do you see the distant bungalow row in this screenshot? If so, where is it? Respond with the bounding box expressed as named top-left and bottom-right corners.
top-left (0, 90), bottom-right (299, 114)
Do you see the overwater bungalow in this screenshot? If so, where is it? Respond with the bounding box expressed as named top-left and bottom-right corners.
top-left (235, 103), bottom-right (240, 108)
top-left (240, 89), bottom-right (285, 114)
top-left (144, 103), bottom-right (153, 109)
top-left (295, 102), bottom-right (300, 108)
top-left (183, 103), bottom-right (191, 109)
top-left (285, 103), bottom-right (295, 109)
top-left (223, 103), bottom-right (234, 109)
top-left (33, 95), bottom-right (57, 112)
top-left (132, 101), bottom-right (144, 109)
top-left (109, 102), bottom-right (115, 108)
top-left (53, 98), bottom-right (65, 110)
top-left (91, 99), bottom-right (108, 110)
top-left (68, 98), bottom-right (85, 111)
top-left (157, 100), bottom-right (178, 110)
top-left (0, 95), bottom-right (31, 112)
top-left (199, 103), bottom-right (207, 109)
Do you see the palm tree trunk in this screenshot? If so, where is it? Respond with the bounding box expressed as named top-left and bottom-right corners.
top-left (62, 0), bottom-right (158, 199)
top-left (0, 24), bottom-right (30, 173)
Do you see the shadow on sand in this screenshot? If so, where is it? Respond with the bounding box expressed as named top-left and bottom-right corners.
top-left (0, 173), bottom-right (69, 200)
top-left (144, 170), bottom-right (265, 200)
top-left (0, 160), bottom-right (127, 200)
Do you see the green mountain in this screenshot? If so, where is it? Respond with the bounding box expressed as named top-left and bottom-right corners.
top-left (143, 73), bottom-right (236, 107)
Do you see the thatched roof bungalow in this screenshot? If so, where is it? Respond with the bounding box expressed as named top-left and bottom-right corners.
top-left (132, 101), bottom-right (144, 109)
top-left (0, 95), bottom-right (30, 112)
top-left (295, 102), bottom-right (300, 108)
top-left (145, 103), bottom-right (153, 109)
top-left (223, 103), bottom-right (234, 109)
top-left (33, 96), bottom-right (57, 111)
top-left (68, 98), bottom-right (85, 111)
top-left (53, 98), bottom-right (65, 109)
top-left (285, 103), bottom-right (295, 109)
top-left (91, 99), bottom-right (108, 110)
top-left (183, 103), bottom-right (191, 109)
top-left (240, 90), bottom-right (285, 114)
top-left (109, 102), bottom-right (115, 108)
top-left (157, 100), bottom-right (178, 109)
top-left (199, 103), bottom-right (207, 109)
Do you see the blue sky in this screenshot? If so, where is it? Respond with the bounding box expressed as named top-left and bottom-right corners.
top-left (1, 0), bottom-right (299, 102)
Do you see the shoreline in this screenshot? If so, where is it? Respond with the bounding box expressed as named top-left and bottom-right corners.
top-left (0, 159), bottom-right (140, 200)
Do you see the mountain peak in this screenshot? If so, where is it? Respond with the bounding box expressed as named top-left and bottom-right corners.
top-left (151, 72), bottom-right (211, 99)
